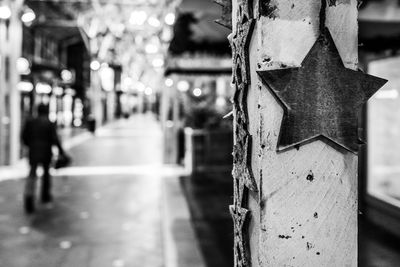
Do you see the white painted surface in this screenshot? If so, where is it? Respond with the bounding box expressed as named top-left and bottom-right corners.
top-left (232, 0), bottom-right (359, 266)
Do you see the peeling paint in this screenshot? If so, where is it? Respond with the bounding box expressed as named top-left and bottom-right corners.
top-left (306, 170), bottom-right (314, 182)
top-left (328, 0), bottom-right (351, 6)
top-left (259, 0), bottom-right (278, 19)
top-left (306, 242), bottom-right (315, 250)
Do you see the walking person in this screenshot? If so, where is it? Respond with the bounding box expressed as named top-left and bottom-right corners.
top-left (21, 103), bottom-right (66, 213)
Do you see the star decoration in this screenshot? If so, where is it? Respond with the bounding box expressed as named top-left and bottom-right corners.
top-left (232, 22), bottom-right (254, 86)
top-left (214, 0), bottom-right (232, 30)
top-left (257, 28), bottom-right (387, 153)
top-left (235, 102), bottom-right (249, 130)
top-left (233, 173), bottom-right (247, 207)
top-left (237, 0), bottom-right (253, 24)
top-left (230, 205), bottom-right (250, 267)
top-left (233, 134), bottom-right (258, 192)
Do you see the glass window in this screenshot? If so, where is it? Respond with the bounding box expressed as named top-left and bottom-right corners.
top-left (368, 56), bottom-right (400, 206)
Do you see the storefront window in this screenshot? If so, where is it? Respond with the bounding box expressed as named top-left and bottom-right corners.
top-left (368, 56), bottom-right (400, 206)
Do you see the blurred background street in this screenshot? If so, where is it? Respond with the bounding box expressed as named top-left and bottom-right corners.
top-left (0, 115), bottom-right (169, 267)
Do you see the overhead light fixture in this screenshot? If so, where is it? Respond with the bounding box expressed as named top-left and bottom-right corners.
top-left (17, 81), bottom-right (34, 92)
top-left (152, 58), bottom-right (164, 68)
top-left (165, 78), bottom-right (173, 87)
top-left (164, 13), bottom-right (175, 26)
top-left (145, 87), bottom-right (153, 96)
top-left (123, 77), bottom-right (133, 86)
top-left (177, 80), bottom-right (189, 92)
top-left (0, 5), bottom-right (11, 20)
top-left (148, 16), bottom-right (161, 27)
top-left (21, 7), bottom-right (35, 24)
top-left (129, 10), bottom-right (147, 26)
top-left (35, 82), bottom-right (52, 94)
top-left (145, 44), bottom-right (158, 54)
top-left (16, 57), bottom-right (30, 75)
top-left (61, 69), bottom-right (73, 82)
top-left (193, 88), bottom-right (202, 97)
top-left (90, 60), bottom-right (101, 71)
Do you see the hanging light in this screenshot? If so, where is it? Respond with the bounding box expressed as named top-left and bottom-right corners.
top-left (17, 81), bottom-right (34, 92)
top-left (90, 60), bottom-right (101, 71)
top-left (145, 44), bottom-right (158, 54)
top-left (16, 57), bottom-right (30, 74)
top-left (152, 58), bottom-right (164, 68)
top-left (164, 13), bottom-right (175, 26)
top-left (193, 88), bottom-right (202, 97)
top-left (148, 16), bottom-right (161, 27)
top-left (129, 11), bottom-right (147, 25)
top-left (144, 87), bottom-right (153, 96)
top-left (0, 5), bottom-right (11, 20)
top-left (21, 7), bottom-right (35, 24)
top-left (61, 69), bottom-right (73, 82)
top-left (35, 82), bottom-right (52, 94)
top-left (177, 80), bottom-right (189, 92)
top-left (165, 78), bottom-right (173, 87)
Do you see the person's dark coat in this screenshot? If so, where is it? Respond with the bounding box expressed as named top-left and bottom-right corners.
top-left (22, 117), bottom-right (60, 165)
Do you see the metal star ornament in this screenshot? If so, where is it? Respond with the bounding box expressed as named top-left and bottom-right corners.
top-left (214, 0), bottom-right (232, 30)
top-left (232, 3), bottom-right (255, 86)
top-left (257, 27), bottom-right (387, 153)
top-left (237, 0), bottom-right (253, 23)
top-left (232, 134), bottom-right (258, 192)
top-left (230, 205), bottom-right (250, 267)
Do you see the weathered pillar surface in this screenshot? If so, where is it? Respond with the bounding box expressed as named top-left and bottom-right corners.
top-left (222, 0), bottom-right (387, 266)
top-left (249, 2), bottom-right (359, 265)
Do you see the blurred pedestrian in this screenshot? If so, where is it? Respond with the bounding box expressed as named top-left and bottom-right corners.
top-left (21, 104), bottom-right (66, 213)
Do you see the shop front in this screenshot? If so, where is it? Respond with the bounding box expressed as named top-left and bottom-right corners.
top-left (359, 1), bottom-right (400, 237)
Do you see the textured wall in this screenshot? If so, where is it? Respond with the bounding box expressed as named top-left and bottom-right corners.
top-left (228, 0), bottom-right (360, 266)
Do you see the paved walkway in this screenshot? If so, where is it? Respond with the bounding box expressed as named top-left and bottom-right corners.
top-left (0, 114), bottom-right (192, 267)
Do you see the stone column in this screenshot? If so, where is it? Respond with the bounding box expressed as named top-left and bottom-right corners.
top-left (90, 68), bottom-right (103, 127)
top-left (223, 0), bottom-right (386, 266)
top-left (8, 0), bottom-right (24, 165)
top-left (0, 20), bottom-right (7, 165)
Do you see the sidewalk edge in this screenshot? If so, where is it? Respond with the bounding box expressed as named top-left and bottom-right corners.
top-left (162, 176), bottom-right (206, 267)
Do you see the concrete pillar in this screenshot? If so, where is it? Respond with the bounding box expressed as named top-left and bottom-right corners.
top-left (229, 0), bottom-right (363, 266)
top-left (8, 0), bottom-right (24, 165)
top-left (160, 79), bottom-right (172, 130)
top-left (90, 69), bottom-right (103, 127)
top-left (0, 20), bottom-right (7, 165)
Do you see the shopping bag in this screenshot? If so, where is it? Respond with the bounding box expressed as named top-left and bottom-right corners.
top-left (54, 153), bottom-right (72, 169)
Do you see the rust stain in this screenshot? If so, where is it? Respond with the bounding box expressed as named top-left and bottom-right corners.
top-left (258, 0), bottom-right (278, 19)
top-left (306, 170), bottom-right (314, 182)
